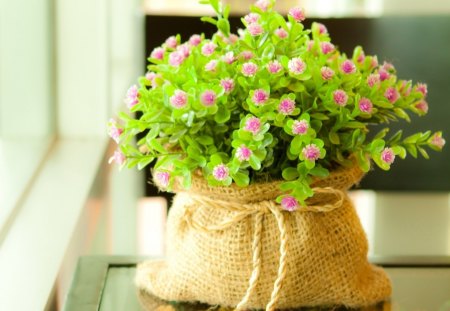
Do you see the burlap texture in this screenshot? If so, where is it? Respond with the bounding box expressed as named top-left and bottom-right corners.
top-left (135, 165), bottom-right (391, 310)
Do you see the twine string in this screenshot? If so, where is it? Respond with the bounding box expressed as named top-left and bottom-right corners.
top-left (181, 187), bottom-right (345, 311)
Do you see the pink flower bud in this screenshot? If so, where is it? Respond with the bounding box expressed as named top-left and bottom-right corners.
top-left (244, 13), bottom-right (260, 24)
top-left (177, 44), bottom-right (191, 57)
top-left (220, 78), bottom-right (235, 94)
top-left (321, 66), bottom-right (334, 80)
top-left (170, 90), bottom-right (188, 109)
top-left (399, 80), bottom-right (412, 96)
top-left (255, 0), bottom-right (270, 11)
top-left (292, 120), bottom-right (309, 135)
top-left (155, 171), bottom-right (170, 188)
top-left (358, 98), bottom-right (373, 114)
top-left (384, 87), bottom-right (400, 103)
top-left (168, 51), bottom-right (185, 67)
top-left (281, 196), bottom-right (299, 211)
top-left (333, 89), bottom-right (348, 106)
top-left (165, 36), bottom-right (178, 49)
top-left (244, 116), bottom-right (262, 135)
top-left (367, 74), bottom-right (380, 88)
top-left (125, 85), bottom-right (139, 108)
top-left (222, 52), bottom-right (236, 64)
top-left (317, 23), bottom-right (327, 34)
top-left (236, 146), bottom-right (252, 162)
top-left (340, 60), bottom-right (356, 74)
top-left (248, 23), bottom-right (264, 36)
top-left (252, 89), bottom-right (269, 105)
top-left (320, 42), bottom-right (335, 54)
top-left (415, 100), bottom-right (429, 114)
top-left (381, 147), bottom-right (395, 165)
top-left (274, 27), bottom-right (288, 39)
top-left (242, 62), bottom-right (258, 77)
top-left (108, 151), bottom-right (126, 165)
top-left (430, 133), bottom-right (446, 150)
top-left (378, 68), bottom-right (390, 81)
top-left (200, 90), bottom-right (217, 106)
top-left (212, 164), bottom-right (229, 181)
top-left (288, 57), bottom-right (306, 75)
top-left (204, 60), bottom-right (218, 72)
top-left (189, 34), bottom-right (202, 46)
top-left (201, 42), bottom-right (217, 56)
top-left (302, 144), bottom-right (321, 161)
top-left (288, 7), bottom-right (306, 22)
top-left (240, 50), bottom-right (254, 60)
top-left (150, 47), bottom-right (165, 60)
top-left (108, 119), bottom-right (123, 143)
top-left (415, 83), bottom-right (428, 96)
top-left (278, 98), bottom-right (295, 115)
top-left (267, 60), bottom-right (283, 74)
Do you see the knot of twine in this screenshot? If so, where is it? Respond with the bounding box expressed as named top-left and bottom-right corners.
top-left (181, 186), bottom-right (345, 311)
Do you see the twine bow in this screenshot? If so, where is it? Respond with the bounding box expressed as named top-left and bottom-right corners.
top-left (181, 187), bottom-right (345, 311)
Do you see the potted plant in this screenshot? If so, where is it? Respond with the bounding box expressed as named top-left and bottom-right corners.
top-left (108, 0), bottom-right (445, 310)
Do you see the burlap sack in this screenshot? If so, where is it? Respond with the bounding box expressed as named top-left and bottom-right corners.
top-left (135, 165), bottom-right (391, 310)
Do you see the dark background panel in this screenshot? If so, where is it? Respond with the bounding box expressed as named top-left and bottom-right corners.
top-left (144, 15), bottom-right (450, 195)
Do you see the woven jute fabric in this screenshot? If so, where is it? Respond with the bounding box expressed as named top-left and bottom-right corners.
top-left (135, 165), bottom-right (391, 310)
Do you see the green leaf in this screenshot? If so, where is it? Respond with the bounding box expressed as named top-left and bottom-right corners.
top-left (392, 145), bottom-right (407, 159)
top-left (249, 154), bottom-right (261, 170)
top-left (282, 167), bottom-right (299, 181)
top-left (370, 139), bottom-right (385, 153)
top-left (197, 135), bottom-right (214, 145)
top-left (345, 121), bottom-right (366, 129)
top-left (310, 113), bottom-right (329, 121)
top-left (215, 105), bottom-right (231, 123)
top-left (404, 144), bottom-right (418, 158)
top-left (309, 166), bottom-right (329, 178)
top-left (329, 131), bottom-right (340, 144)
top-left (417, 146), bottom-right (430, 159)
top-left (388, 130), bottom-right (403, 144)
top-left (232, 171), bottom-right (250, 187)
top-left (356, 149), bottom-right (370, 172)
top-left (217, 19), bottom-right (230, 36)
top-left (200, 16), bottom-right (217, 25)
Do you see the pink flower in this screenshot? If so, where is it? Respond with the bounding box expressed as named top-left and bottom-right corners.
top-left (281, 196), bottom-right (299, 211)
top-left (155, 171), bottom-right (170, 188)
top-left (333, 89), bottom-right (348, 106)
top-left (367, 74), bottom-right (380, 88)
top-left (378, 68), bottom-right (390, 81)
top-left (165, 36), bottom-right (178, 49)
top-left (274, 27), bottom-right (288, 39)
top-left (236, 146), bottom-right (252, 162)
top-left (108, 151), bottom-right (126, 165)
top-left (321, 66), bottom-right (335, 80)
top-left (278, 98), bottom-right (295, 115)
top-left (307, 40), bottom-right (314, 51)
top-left (381, 61), bottom-right (394, 71)
top-left (340, 60), bottom-right (356, 74)
top-left (292, 120), bottom-right (309, 135)
top-left (244, 116), bottom-right (262, 135)
top-left (381, 147), bottom-right (395, 165)
top-left (242, 62), bottom-right (258, 77)
top-left (302, 144), bottom-right (321, 161)
top-left (177, 44), bottom-right (191, 57)
top-left (244, 13), bottom-right (260, 24)
top-left (108, 119), bottom-right (123, 143)
top-left (125, 85), bottom-right (139, 108)
top-left (399, 80), bottom-right (412, 96)
top-left (370, 56), bottom-right (379, 69)
top-left (225, 34), bottom-right (239, 45)
top-left (317, 23), bottom-right (327, 34)
top-left (168, 51), bottom-right (185, 66)
top-left (430, 133), bottom-right (446, 150)
top-left (384, 87), bottom-right (399, 103)
top-left (201, 42), bottom-right (217, 56)
top-left (151, 47), bottom-right (165, 60)
top-left (204, 60), bottom-right (218, 72)
top-left (222, 52), bottom-right (236, 64)
top-left (358, 98), bottom-right (373, 114)
top-left (357, 51), bottom-right (366, 63)
top-left (248, 23), bottom-right (264, 36)
top-left (289, 7), bottom-right (306, 22)
top-left (220, 78), bottom-right (235, 94)
top-left (415, 83), bottom-right (428, 96)
top-left (252, 89), bottom-right (269, 105)
top-left (200, 90), bottom-right (217, 106)
top-left (145, 72), bottom-right (156, 82)
top-left (288, 57), bottom-right (306, 75)
top-left (415, 100), bottom-right (429, 114)
top-left (255, 0), bottom-right (270, 11)
top-left (189, 34), bottom-right (202, 46)
top-left (170, 90), bottom-right (188, 109)
top-left (240, 50), bottom-right (254, 60)
top-left (267, 60), bottom-right (283, 74)
top-left (320, 42), bottom-right (335, 54)
top-left (212, 164), bottom-right (229, 181)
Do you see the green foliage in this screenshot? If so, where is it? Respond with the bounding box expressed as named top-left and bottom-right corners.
top-left (108, 0), bottom-right (445, 206)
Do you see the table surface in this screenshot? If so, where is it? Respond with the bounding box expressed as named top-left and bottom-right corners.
top-left (63, 256), bottom-right (450, 311)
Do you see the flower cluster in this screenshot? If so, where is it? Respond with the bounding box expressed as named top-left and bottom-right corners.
top-left (108, 0), bottom-right (444, 211)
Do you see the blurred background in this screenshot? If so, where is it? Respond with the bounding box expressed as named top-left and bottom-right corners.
top-left (0, 0), bottom-right (449, 310)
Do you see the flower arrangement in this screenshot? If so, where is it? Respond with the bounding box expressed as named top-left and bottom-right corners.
top-left (108, 0), bottom-right (445, 209)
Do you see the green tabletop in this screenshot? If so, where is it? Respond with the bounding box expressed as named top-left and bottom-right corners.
top-left (63, 256), bottom-right (450, 311)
